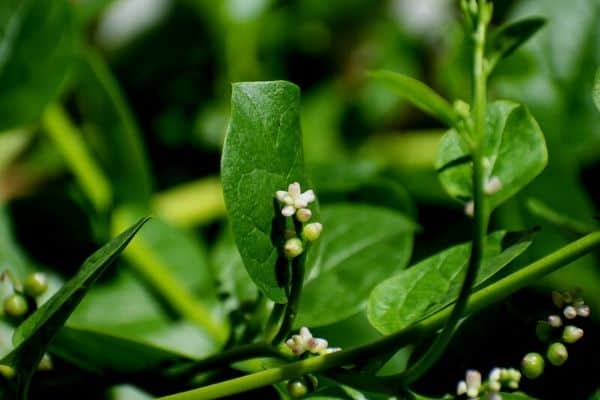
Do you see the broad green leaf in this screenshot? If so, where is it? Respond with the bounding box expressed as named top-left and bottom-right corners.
top-left (49, 326), bottom-right (190, 375)
top-left (436, 101), bottom-right (547, 210)
top-left (594, 67), bottom-right (600, 112)
top-left (0, 0), bottom-right (75, 131)
top-left (368, 70), bottom-right (459, 127)
top-left (74, 50), bottom-right (153, 205)
top-left (487, 17), bottom-right (546, 71)
top-left (367, 230), bottom-right (533, 334)
top-left (111, 207), bottom-right (228, 345)
top-left (296, 204), bottom-right (416, 327)
top-left (1, 217), bottom-right (149, 392)
top-left (221, 81), bottom-right (311, 303)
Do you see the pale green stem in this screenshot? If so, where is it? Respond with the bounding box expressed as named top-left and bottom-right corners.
top-left (157, 230), bottom-right (600, 400)
top-left (42, 104), bottom-right (112, 212)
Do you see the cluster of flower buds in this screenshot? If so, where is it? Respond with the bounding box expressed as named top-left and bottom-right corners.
top-left (457, 367), bottom-right (520, 399)
top-left (522, 288), bottom-right (590, 382)
top-left (276, 183), bottom-right (322, 258)
top-left (285, 327), bottom-right (341, 356)
top-left (1, 271), bottom-right (48, 318)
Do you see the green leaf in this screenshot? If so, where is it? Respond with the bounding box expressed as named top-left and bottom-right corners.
top-left (594, 67), bottom-right (600, 112)
top-left (49, 326), bottom-right (190, 375)
top-left (367, 230), bottom-right (533, 334)
top-left (296, 204), bottom-right (416, 327)
top-left (1, 217), bottom-right (149, 394)
top-left (368, 70), bottom-right (459, 127)
top-left (221, 81), bottom-right (310, 303)
top-left (487, 17), bottom-right (546, 71)
top-left (74, 50), bottom-right (153, 205)
top-left (436, 100), bottom-right (547, 210)
top-left (0, 0), bottom-right (75, 131)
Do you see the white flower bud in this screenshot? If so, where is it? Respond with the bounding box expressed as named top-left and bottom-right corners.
top-left (484, 176), bottom-right (502, 195)
top-left (284, 238), bottom-right (304, 258)
top-left (548, 315), bottom-right (563, 328)
top-left (576, 304), bottom-right (590, 318)
top-left (464, 201), bottom-right (474, 217)
top-left (489, 368), bottom-right (501, 382)
top-left (303, 222), bottom-right (323, 241)
top-left (296, 208), bottom-right (312, 222)
top-left (466, 370), bottom-right (481, 397)
top-left (457, 380), bottom-right (467, 396)
top-left (563, 305), bottom-right (577, 319)
top-left (307, 338), bottom-right (328, 353)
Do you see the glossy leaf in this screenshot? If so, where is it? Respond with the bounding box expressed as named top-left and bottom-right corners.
top-left (594, 67), bottom-right (600, 112)
top-left (367, 230), bottom-right (533, 334)
top-left (221, 81), bottom-right (310, 303)
top-left (436, 100), bottom-right (547, 210)
top-left (49, 326), bottom-right (190, 375)
top-left (0, 0), bottom-right (75, 131)
top-left (1, 217), bottom-right (149, 392)
top-left (296, 204), bottom-right (417, 327)
top-left (368, 70), bottom-right (459, 127)
top-left (487, 17), bottom-right (546, 71)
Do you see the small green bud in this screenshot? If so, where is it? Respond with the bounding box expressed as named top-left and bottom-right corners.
top-left (38, 354), bottom-right (53, 371)
top-left (24, 272), bottom-right (49, 297)
top-left (302, 222), bottom-right (322, 242)
top-left (562, 325), bottom-right (584, 344)
top-left (547, 342), bottom-right (568, 366)
top-left (284, 238), bottom-right (304, 258)
top-left (536, 321), bottom-right (552, 342)
top-left (3, 294), bottom-right (28, 317)
top-left (287, 380), bottom-right (308, 398)
top-left (296, 208), bottom-right (312, 223)
top-left (0, 364), bottom-right (15, 379)
top-left (521, 352), bottom-right (544, 379)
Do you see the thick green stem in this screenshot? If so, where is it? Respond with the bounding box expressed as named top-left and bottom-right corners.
top-left (158, 230), bottom-right (600, 400)
top-left (263, 303), bottom-right (286, 343)
top-left (271, 252), bottom-right (306, 344)
top-left (396, 0), bottom-right (490, 384)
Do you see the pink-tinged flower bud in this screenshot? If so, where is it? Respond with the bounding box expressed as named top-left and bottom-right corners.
top-left (284, 238), bottom-right (303, 258)
top-left (303, 223), bottom-right (322, 242)
top-left (296, 208), bottom-right (312, 222)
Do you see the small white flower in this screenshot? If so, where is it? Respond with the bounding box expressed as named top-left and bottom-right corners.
top-left (286, 327), bottom-right (339, 356)
top-left (276, 182), bottom-right (316, 218)
top-left (484, 176), bottom-right (502, 195)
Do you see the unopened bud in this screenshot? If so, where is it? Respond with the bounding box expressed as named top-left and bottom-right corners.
top-left (464, 201), bottom-right (474, 217)
top-left (0, 365), bottom-right (15, 379)
top-left (287, 380), bottom-right (308, 398)
top-left (303, 223), bottom-right (322, 242)
top-left (548, 315), bottom-right (563, 328)
top-left (296, 208), bottom-right (312, 223)
top-left (457, 380), bottom-right (467, 396)
top-left (521, 352), bottom-right (544, 379)
top-left (24, 272), bottom-right (49, 297)
top-left (38, 354), bottom-right (53, 371)
top-left (284, 238), bottom-right (304, 258)
top-left (547, 342), bottom-right (568, 366)
top-left (563, 305), bottom-right (577, 319)
top-left (576, 304), bottom-right (590, 318)
top-left (484, 176), bottom-right (502, 195)
top-left (3, 294), bottom-right (28, 317)
top-left (562, 325), bottom-right (584, 344)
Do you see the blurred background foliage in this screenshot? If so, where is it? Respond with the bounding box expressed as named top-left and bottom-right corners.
top-left (0, 0), bottom-right (599, 398)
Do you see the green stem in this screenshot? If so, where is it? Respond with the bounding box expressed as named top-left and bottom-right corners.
top-left (396, 0), bottom-right (490, 384)
top-left (42, 104), bottom-right (113, 212)
top-left (166, 342), bottom-right (289, 380)
top-left (264, 303), bottom-right (286, 343)
top-left (158, 230), bottom-right (600, 400)
top-left (272, 251), bottom-right (306, 344)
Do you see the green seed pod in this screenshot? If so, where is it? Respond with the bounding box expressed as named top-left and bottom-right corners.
top-left (547, 342), bottom-right (568, 366)
top-left (3, 294), bottom-right (28, 317)
top-left (562, 325), bottom-right (584, 344)
top-left (287, 380), bottom-right (308, 398)
top-left (24, 272), bottom-right (49, 297)
top-left (521, 352), bottom-right (544, 379)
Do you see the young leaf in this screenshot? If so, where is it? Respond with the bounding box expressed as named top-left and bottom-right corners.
top-left (367, 230), bottom-right (533, 334)
top-left (1, 217), bottom-right (149, 395)
top-left (296, 204), bottom-right (417, 327)
top-left (221, 81), bottom-right (310, 303)
top-left (436, 101), bottom-right (547, 210)
top-left (0, 0), bottom-right (75, 131)
top-left (594, 66), bottom-right (600, 112)
top-left (487, 17), bottom-right (546, 71)
top-left (368, 70), bottom-right (459, 127)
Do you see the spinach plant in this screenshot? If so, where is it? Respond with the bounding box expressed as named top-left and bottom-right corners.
top-left (0, 0), bottom-right (598, 399)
